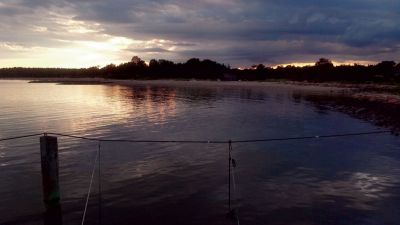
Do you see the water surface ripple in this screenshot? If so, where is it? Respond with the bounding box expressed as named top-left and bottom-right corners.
top-left (0, 80), bottom-right (399, 225)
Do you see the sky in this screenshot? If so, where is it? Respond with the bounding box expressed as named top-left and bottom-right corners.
top-left (0, 0), bottom-right (399, 68)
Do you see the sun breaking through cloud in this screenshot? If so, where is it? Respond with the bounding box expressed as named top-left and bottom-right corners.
top-left (0, 0), bottom-right (399, 68)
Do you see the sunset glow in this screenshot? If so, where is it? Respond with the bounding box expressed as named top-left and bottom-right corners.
top-left (0, 0), bottom-right (399, 68)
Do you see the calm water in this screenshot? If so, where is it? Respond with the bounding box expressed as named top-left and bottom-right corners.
top-left (0, 80), bottom-right (399, 225)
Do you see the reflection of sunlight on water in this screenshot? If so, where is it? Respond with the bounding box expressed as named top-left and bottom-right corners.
top-left (1, 81), bottom-right (181, 148)
top-left (103, 85), bottom-right (179, 125)
top-left (352, 172), bottom-right (393, 198)
top-left (32, 84), bottom-right (180, 136)
top-left (256, 168), bottom-right (399, 211)
top-left (317, 172), bottom-right (399, 210)
top-left (1, 80), bottom-right (400, 224)
top-left (143, 87), bottom-right (178, 124)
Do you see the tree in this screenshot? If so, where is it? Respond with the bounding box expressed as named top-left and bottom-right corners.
top-left (256, 64), bottom-right (266, 71)
top-left (103, 64), bottom-right (116, 73)
top-left (186, 58), bottom-right (201, 66)
top-left (149, 59), bottom-right (159, 68)
top-left (131, 56), bottom-right (146, 66)
top-left (375, 61), bottom-right (396, 77)
top-left (395, 63), bottom-right (400, 73)
top-left (315, 58), bottom-right (334, 67)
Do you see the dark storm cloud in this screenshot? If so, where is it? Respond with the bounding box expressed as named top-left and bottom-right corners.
top-left (0, 0), bottom-right (399, 66)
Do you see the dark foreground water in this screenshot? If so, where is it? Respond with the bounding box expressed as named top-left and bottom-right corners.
top-left (0, 80), bottom-right (399, 225)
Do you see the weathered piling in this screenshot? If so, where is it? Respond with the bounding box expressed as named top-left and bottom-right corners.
top-left (40, 135), bottom-right (60, 209)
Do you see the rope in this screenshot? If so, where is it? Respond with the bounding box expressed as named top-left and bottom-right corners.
top-left (46, 132), bottom-right (226, 143)
top-left (230, 145), bottom-right (240, 225)
top-left (231, 130), bottom-right (391, 143)
top-left (45, 130), bottom-right (391, 144)
top-left (46, 132), bottom-right (100, 141)
top-left (0, 133), bottom-right (43, 142)
top-left (0, 131), bottom-right (390, 144)
top-left (0, 130), bottom-right (393, 225)
top-left (98, 141), bottom-right (102, 225)
top-left (81, 147), bottom-right (99, 225)
top-left (228, 141), bottom-right (232, 210)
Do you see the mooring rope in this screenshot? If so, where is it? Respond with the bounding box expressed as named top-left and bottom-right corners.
top-left (98, 141), bottom-right (102, 225)
top-left (1, 130), bottom-right (390, 143)
top-left (44, 130), bottom-right (391, 144)
top-left (230, 130), bottom-right (392, 143)
top-left (230, 143), bottom-right (240, 225)
top-left (81, 146), bottom-right (100, 225)
top-left (45, 132), bottom-right (226, 143)
top-left (0, 129), bottom-right (394, 225)
top-left (0, 133), bottom-right (43, 142)
top-left (228, 140), bottom-right (232, 211)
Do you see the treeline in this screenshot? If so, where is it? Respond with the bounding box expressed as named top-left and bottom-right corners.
top-left (0, 67), bottom-right (101, 78)
top-left (1, 57), bottom-right (400, 83)
top-left (102, 57), bottom-right (228, 80)
top-left (235, 59), bottom-right (400, 83)
top-left (0, 57), bottom-right (228, 80)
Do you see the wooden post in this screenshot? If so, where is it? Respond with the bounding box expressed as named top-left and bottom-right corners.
top-left (40, 135), bottom-right (60, 209)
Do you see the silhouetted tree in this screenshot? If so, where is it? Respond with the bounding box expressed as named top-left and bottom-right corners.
top-left (256, 64), bottom-right (266, 70)
top-left (1, 57), bottom-right (399, 84)
top-left (131, 56), bottom-right (145, 65)
top-left (103, 64), bottom-right (117, 77)
top-left (375, 61), bottom-right (396, 78)
top-left (315, 58), bottom-right (334, 67)
top-left (149, 59), bottom-right (159, 67)
top-left (395, 63), bottom-right (400, 74)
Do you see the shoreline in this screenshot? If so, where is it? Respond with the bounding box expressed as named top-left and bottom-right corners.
top-left (3, 77), bottom-right (400, 132)
top-left (21, 77), bottom-right (353, 91)
top-left (19, 77), bottom-right (397, 90)
top-left (6, 77), bottom-right (400, 104)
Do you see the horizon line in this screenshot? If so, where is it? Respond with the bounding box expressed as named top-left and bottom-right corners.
top-left (0, 58), bottom-right (393, 70)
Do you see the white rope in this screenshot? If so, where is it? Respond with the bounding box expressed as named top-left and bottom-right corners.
top-left (231, 165), bottom-right (238, 194)
top-left (81, 148), bottom-right (99, 225)
top-left (231, 159), bottom-right (240, 225)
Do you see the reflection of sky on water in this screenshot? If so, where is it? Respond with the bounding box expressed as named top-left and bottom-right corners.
top-left (0, 80), bottom-right (399, 224)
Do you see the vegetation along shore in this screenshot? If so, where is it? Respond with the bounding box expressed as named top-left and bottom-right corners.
top-left (2, 56), bottom-right (400, 133)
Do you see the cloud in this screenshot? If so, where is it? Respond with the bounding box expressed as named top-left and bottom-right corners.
top-left (0, 0), bottom-right (399, 67)
top-left (127, 47), bottom-right (170, 53)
